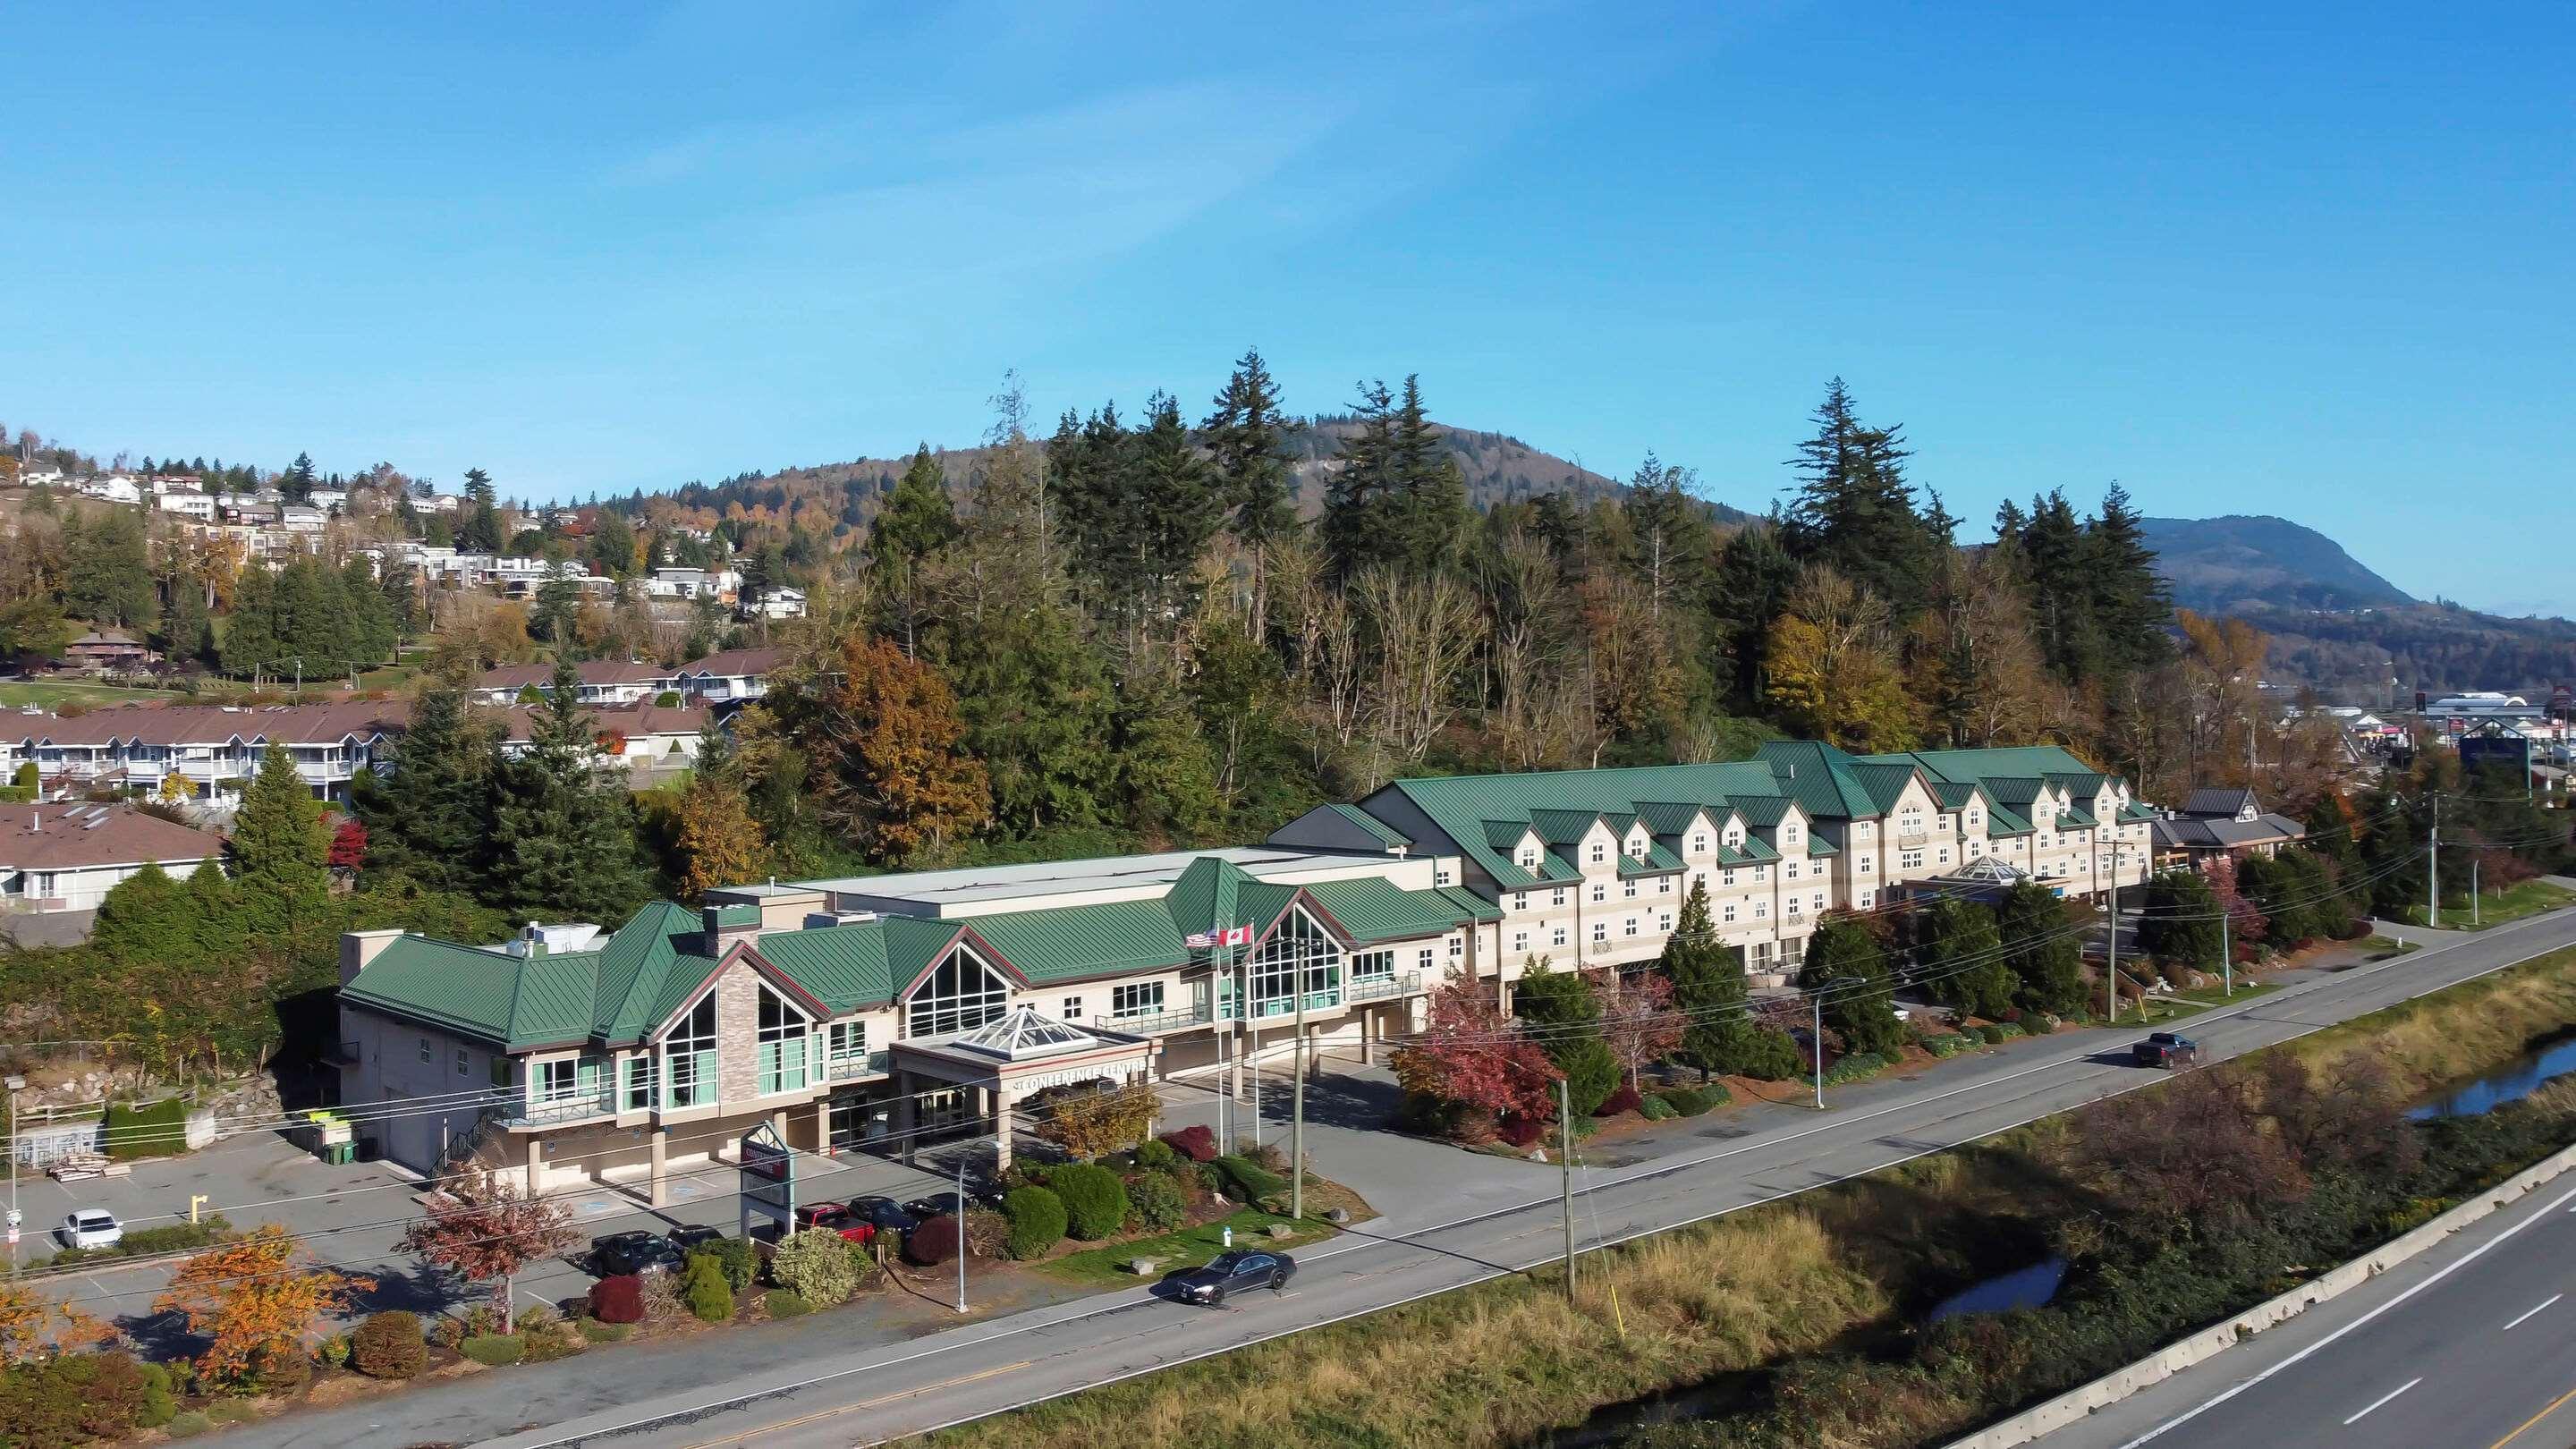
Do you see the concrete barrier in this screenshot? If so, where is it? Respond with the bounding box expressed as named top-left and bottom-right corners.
top-left (1945, 1139), bottom-right (2576, 1448)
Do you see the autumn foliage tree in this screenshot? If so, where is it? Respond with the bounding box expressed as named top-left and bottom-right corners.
top-left (674, 771), bottom-right (767, 900)
top-left (397, 1166), bottom-right (581, 1324)
top-left (1588, 966), bottom-right (1683, 1089)
top-left (809, 631), bottom-right (992, 864)
top-left (1031, 1080), bottom-right (1159, 1160)
top-left (0, 1280), bottom-right (105, 1363)
top-left (1391, 977), bottom-right (1559, 1131)
top-left (153, 1225), bottom-right (370, 1385)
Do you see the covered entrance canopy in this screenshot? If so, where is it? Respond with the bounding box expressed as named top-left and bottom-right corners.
top-left (889, 1006), bottom-right (1157, 1169)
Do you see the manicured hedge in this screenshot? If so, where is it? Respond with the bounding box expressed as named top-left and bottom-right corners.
top-left (1639, 1095), bottom-right (1676, 1122)
top-left (103, 1097), bottom-right (190, 1162)
top-left (1657, 1085), bottom-right (1727, 1116)
top-left (1821, 1051), bottom-right (1890, 1086)
top-left (461, 1334), bottom-right (524, 1367)
top-left (1049, 1164), bottom-right (1129, 1240)
top-left (1157, 1125), bottom-right (1219, 1162)
top-left (1922, 1033), bottom-right (1976, 1058)
top-left (1004, 1186), bottom-right (1067, 1260)
top-left (1214, 1154), bottom-right (1286, 1201)
top-left (904, 1213), bottom-right (961, 1267)
top-left (350, 1310), bottom-right (427, 1379)
top-left (586, 1275), bottom-right (646, 1326)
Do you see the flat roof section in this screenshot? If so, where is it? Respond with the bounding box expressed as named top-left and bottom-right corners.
top-left (794, 844), bottom-right (1356, 915)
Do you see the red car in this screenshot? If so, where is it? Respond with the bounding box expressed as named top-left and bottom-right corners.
top-left (792, 1204), bottom-right (875, 1244)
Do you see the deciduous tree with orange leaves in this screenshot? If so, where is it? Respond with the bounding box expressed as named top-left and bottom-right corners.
top-left (398, 1166), bottom-right (581, 1323)
top-left (0, 1279), bottom-right (106, 1363)
top-left (153, 1225), bottom-right (370, 1385)
top-left (808, 631), bottom-right (991, 864)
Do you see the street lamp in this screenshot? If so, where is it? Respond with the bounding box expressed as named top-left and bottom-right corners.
top-left (4, 1073), bottom-right (23, 1276)
top-left (1811, 977), bottom-right (1865, 1110)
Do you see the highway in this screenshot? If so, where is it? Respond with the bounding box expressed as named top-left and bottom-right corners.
top-left (216, 909), bottom-right (2576, 1449)
top-left (2057, 1169), bottom-right (2576, 1449)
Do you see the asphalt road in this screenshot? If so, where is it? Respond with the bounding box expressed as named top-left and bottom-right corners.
top-left (274, 910), bottom-right (2574, 1449)
top-left (2056, 1171), bottom-right (2576, 1449)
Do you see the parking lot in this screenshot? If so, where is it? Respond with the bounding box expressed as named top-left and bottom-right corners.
top-left (14, 1126), bottom-right (990, 1334)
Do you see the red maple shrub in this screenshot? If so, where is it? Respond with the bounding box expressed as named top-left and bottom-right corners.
top-left (588, 1275), bottom-right (646, 1325)
top-left (1157, 1125), bottom-right (1218, 1163)
top-left (1593, 1085), bottom-right (1644, 1118)
top-left (1496, 1114), bottom-right (1546, 1148)
top-left (903, 1214), bottom-right (961, 1267)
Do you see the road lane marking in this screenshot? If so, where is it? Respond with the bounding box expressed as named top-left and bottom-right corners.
top-left (2503, 1293), bottom-right (2561, 1331)
top-left (2490, 1377), bottom-right (2576, 1448)
top-left (674, 1361), bottom-right (1030, 1448)
top-left (2342, 1377), bottom-right (2421, 1425)
top-left (2114, 1182), bottom-right (2576, 1447)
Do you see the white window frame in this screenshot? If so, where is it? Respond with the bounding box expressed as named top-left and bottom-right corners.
top-left (1111, 981), bottom-right (1167, 1018)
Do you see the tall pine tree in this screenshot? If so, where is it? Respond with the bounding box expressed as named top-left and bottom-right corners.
top-left (485, 660), bottom-right (648, 921)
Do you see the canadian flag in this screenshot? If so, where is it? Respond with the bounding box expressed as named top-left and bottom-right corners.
top-left (1220, 924), bottom-right (1255, 947)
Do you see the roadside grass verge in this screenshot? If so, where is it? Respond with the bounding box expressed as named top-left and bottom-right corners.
top-left (1040, 1208), bottom-right (1318, 1288)
top-left (2136, 979), bottom-right (2284, 1022)
top-left (2453, 880), bottom-right (2574, 932)
top-left (916, 944), bottom-right (2576, 1449)
top-left (2288, 944), bottom-right (2576, 1093)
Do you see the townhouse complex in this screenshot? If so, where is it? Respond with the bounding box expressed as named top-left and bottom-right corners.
top-left (335, 741), bottom-right (2157, 1199)
top-left (0, 647), bottom-right (783, 807)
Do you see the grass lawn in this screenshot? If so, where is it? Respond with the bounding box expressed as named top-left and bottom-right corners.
top-left (2137, 979), bottom-right (2284, 1022)
top-left (2451, 880), bottom-right (2574, 931)
top-left (1039, 1206), bottom-right (1343, 1288)
top-left (0, 680), bottom-right (182, 708)
top-left (352, 664), bottom-right (419, 691)
top-left (2357, 935), bottom-right (2417, 961)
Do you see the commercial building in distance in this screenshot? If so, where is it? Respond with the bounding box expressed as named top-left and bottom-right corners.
top-left (334, 741), bottom-right (2155, 1198)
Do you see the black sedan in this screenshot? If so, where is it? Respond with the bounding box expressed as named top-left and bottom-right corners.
top-left (844, 1196), bottom-right (922, 1234)
top-left (1171, 1249), bottom-right (1295, 1306)
top-left (586, 1230), bottom-right (682, 1277)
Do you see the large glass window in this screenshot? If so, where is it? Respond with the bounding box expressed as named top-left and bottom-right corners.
top-left (537, 1058), bottom-right (580, 1102)
top-left (757, 985), bottom-right (810, 1095)
top-left (1111, 981), bottom-right (1165, 1019)
top-left (1350, 949), bottom-right (1395, 982)
top-left (622, 1055), bottom-right (656, 1111)
top-left (827, 1020), bottom-right (869, 1071)
top-left (660, 992), bottom-right (718, 1109)
top-left (1243, 906), bottom-right (1342, 1017)
top-left (908, 946), bottom-right (1011, 1037)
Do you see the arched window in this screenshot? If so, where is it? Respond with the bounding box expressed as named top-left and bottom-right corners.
top-left (909, 946), bottom-right (1011, 1037)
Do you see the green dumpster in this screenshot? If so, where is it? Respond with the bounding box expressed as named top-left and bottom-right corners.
top-left (322, 1141), bottom-right (354, 1166)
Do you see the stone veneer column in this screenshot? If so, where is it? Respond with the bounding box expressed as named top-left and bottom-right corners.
top-left (648, 1126), bottom-right (669, 1208)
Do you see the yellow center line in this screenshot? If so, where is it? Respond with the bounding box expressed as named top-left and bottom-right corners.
top-left (675, 1360), bottom-right (1030, 1449)
top-left (2490, 1378), bottom-right (2576, 1449)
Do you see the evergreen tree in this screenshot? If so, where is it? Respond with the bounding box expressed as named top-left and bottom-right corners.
top-left (2134, 869), bottom-right (2224, 970)
top-left (2084, 482), bottom-right (2172, 675)
top-left (281, 451), bottom-right (318, 503)
top-left (1708, 521), bottom-right (1800, 709)
top-left (220, 568), bottom-right (282, 677)
top-left (157, 572), bottom-right (213, 666)
top-left (1996, 879), bottom-right (2086, 1015)
top-left (1114, 689), bottom-right (1224, 844)
top-left (936, 595), bottom-right (1115, 835)
top-left (1780, 379), bottom-right (1937, 615)
top-left (485, 660), bottom-right (648, 920)
top-left (1664, 878), bottom-right (1800, 1080)
top-left (460, 468), bottom-right (504, 553)
top-left (60, 508), bottom-right (156, 628)
top-left (230, 741), bottom-right (330, 933)
top-left (1799, 916), bottom-right (1903, 1057)
top-left (1918, 898), bottom-right (2014, 1019)
top-left (871, 445), bottom-right (959, 655)
top-left (355, 684), bottom-right (498, 897)
top-left (1204, 346), bottom-right (1297, 620)
top-left (1326, 376), bottom-right (1468, 578)
top-left (1512, 960), bottom-right (1620, 1116)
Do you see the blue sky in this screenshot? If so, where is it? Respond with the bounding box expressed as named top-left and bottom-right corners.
top-left (4, 3), bottom-right (2568, 611)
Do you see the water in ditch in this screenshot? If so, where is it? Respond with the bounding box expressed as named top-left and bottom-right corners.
top-left (2408, 1032), bottom-right (2576, 1120)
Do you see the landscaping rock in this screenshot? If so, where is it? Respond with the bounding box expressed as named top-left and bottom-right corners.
top-left (1128, 1258), bottom-right (1159, 1276)
top-left (1323, 1207), bottom-right (1350, 1224)
top-left (1267, 1224), bottom-right (1295, 1241)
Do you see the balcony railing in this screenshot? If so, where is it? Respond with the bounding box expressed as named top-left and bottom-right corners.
top-left (1346, 970), bottom-right (1423, 1004)
top-left (499, 1089), bottom-right (614, 1128)
top-left (1115, 1004), bottom-right (1216, 1036)
top-left (823, 1049), bottom-right (893, 1082)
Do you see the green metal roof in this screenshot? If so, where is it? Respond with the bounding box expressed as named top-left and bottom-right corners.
top-left (1807, 836), bottom-right (1841, 857)
top-left (707, 902), bottom-right (760, 928)
top-left (343, 935), bottom-right (607, 1051)
top-left (959, 901), bottom-right (1187, 985)
top-left (1318, 802), bottom-right (1412, 849)
top-left (1302, 877), bottom-right (1487, 942)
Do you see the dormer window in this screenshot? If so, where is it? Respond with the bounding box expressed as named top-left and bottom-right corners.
top-left (1627, 837), bottom-right (1648, 861)
top-left (1724, 830), bottom-right (1743, 849)
top-left (1589, 843), bottom-right (1606, 864)
top-left (1691, 834), bottom-right (1707, 854)
top-left (1784, 824), bottom-right (1800, 845)
top-left (1519, 846), bottom-right (1538, 869)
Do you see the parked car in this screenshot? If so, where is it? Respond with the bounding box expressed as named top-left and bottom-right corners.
top-left (793, 1204), bottom-right (874, 1244)
top-left (668, 1224), bottom-right (724, 1255)
top-left (58, 1210), bottom-right (121, 1251)
top-left (902, 1196), bottom-right (956, 1221)
top-left (586, 1230), bottom-right (682, 1276)
top-left (843, 1197), bottom-right (920, 1235)
top-left (1171, 1249), bottom-right (1295, 1306)
top-left (2131, 1031), bottom-right (2201, 1070)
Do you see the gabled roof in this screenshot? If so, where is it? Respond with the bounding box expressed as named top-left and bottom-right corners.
top-left (1631, 801), bottom-right (1713, 837)
top-left (1753, 741), bottom-right (1885, 819)
top-left (2182, 786), bottom-right (2261, 818)
top-left (343, 934), bottom-right (610, 1051)
top-left (1312, 802), bottom-right (1412, 850)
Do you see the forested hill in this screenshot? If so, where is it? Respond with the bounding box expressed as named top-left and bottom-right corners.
top-left (656, 419), bottom-right (1759, 531)
top-left (2139, 514), bottom-right (2415, 614)
top-left (2134, 513), bottom-right (2576, 698)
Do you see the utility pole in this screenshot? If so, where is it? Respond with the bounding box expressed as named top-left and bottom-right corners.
top-left (1556, 1077), bottom-right (1576, 1301)
top-left (2428, 794), bottom-right (2441, 929)
top-left (953, 1153), bottom-right (968, 1314)
top-left (2220, 906), bottom-right (2233, 998)
top-left (1247, 951), bottom-right (1261, 1155)
top-left (2472, 855), bottom-right (2481, 927)
top-left (1812, 987), bottom-right (1827, 1111)
top-left (1290, 1032), bottom-right (1306, 1222)
top-left (2105, 843), bottom-right (2123, 1024)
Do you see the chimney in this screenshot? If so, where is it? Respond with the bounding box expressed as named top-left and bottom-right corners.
top-left (521, 922), bottom-right (548, 959)
top-left (703, 902), bottom-right (760, 956)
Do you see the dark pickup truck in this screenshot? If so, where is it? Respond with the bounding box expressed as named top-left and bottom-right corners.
top-left (2131, 1031), bottom-right (2200, 1069)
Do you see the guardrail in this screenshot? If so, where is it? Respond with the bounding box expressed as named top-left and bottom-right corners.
top-left (1346, 970), bottom-right (1422, 1004)
top-left (823, 1049), bottom-right (892, 1082)
top-left (500, 1090), bottom-right (612, 1128)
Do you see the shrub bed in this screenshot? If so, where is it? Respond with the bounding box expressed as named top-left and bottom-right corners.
top-left (905, 1213), bottom-right (962, 1267)
top-left (1127, 1174), bottom-right (1186, 1232)
top-left (1639, 1094), bottom-right (1677, 1122)
top-left (1157, 1125), bottom-right (1219, 1162)
top-left (1595, 1084), bottom-right (1645, 1117)
top-left (1050, 1164), bottom-right (1130, 1240)
top-left (1214, 1155), bottom-right (1287, 1202)
top-left (461, 1334), bottom-right (525, 1367)
top-left (764, 1291), bottom-right (811, 1318)
top-left (351, 1310), bottom-right (428, 1379)
top-left (587, 1275), bottom-right (646, 1326)
top-left (1820, 1051), bottom-right (1889, 1086)
top-left (1921, 1033), bottom-right (1976, 1058)
top-left (1004, 1186), bottom-right (1068, 1260)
